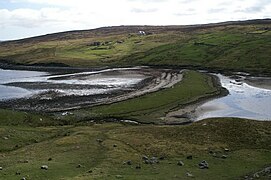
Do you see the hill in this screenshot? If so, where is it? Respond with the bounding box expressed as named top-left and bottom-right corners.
top-left (0, 19), bottom-right (270, 74)
top-left (0, 19), bottom-right (271, 74)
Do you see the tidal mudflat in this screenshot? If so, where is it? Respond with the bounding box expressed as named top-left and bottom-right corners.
top-left (0, 67), bottom-right (183, 112)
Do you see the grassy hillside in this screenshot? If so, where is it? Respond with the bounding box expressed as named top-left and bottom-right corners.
top-left (124, 28), bottom-right (271, 74)
top-left (0, 19), bottom-right (270, 74)
top-left (0, 116), bottom-right (270, 180)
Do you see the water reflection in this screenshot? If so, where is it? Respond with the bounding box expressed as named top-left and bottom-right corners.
top-left (0, 69), bottom-right (48, 100)
top-left (0, 68), bottom-right (145, 100)
top-left (195, 74), bottom-right (271, 121)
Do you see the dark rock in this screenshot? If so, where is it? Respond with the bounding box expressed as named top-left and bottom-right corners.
top-left (144, 160), bottom-right (149, 164)
top-left (144, 157), bottom-right (159, 164)
top-left (136, 165), bottom-right (141, 169)
top-left (264, 166), bottom-right (271, 173)
top-left (142, 155), bottom-right (159, 164)
top-left (221, 155), bottom-right (228, 159)
top-left (16, 171), bottom-right (21, 175)
top-left (187, 155), bottom-right (193, 160)
top-left (88, 42), bottom-right (101, 46)
top-left (177, 161), bottom-right (184, 166)
top-left (127, 160), bottom-right (132, 165)
top-left (123, 160), bottom-right (132, 165)
top-left (159, 156), bottom-right (165, 160)
top-left (253, 173), bottom-right (260, 178)
top-left (88, 170), bottom-right (93, 173)
top-left (0, 167), bottom-right (2, 170)
top-left (224, 148), bottom-right (230, 152)
top-left (150, 157), bottom-right (159, 164)
top-left (41, 165), bottom-right (48, 170)
top-left (77, 164), bottom-right (82, 168)
top-left (48, 157), bottom-right (52, 161)
top-left (96, 139), bottom-right (103, 143)
top-left (113, 144), bottom-right (117, 147)
top-left (199, 160), bottom-right (209, 169)
top-left (142, 155), bottom-right (148, 161)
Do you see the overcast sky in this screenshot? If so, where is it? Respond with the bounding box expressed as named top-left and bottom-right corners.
top-left (0, 0), bottom-right (270, 40)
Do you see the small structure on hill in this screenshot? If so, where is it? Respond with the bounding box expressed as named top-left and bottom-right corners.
top-left (138, 31), bottom-right (146, 36)
top-left (88, 41), bottom-right (101, 46)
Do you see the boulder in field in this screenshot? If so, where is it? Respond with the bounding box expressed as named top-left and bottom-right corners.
top-left (187, 155), bottom-right (193, 160)
top-left (199, 160), bottom-right (209, 169)
top-left (186, 172), bottom-right (193, 177)
top-left (41, 165), bottom-right (48, 170)
top-left (96, 139), bottom-right (103, 143)
top-left (177, 161), bottom-right (184, 166)
top-left (142, 155), bottom-right (148, 161)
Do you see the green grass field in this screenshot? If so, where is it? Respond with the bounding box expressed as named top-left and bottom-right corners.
top-left (0, 118), bottom-right (270, 180)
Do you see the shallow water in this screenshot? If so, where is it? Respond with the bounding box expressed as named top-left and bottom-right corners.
top-left (0, 69), bottom-right (48, 100)
top-left (0, 68), bottom-right (145, 100)
top-left (2, 69), bottom-right (271, 120)
top-left (195, 74), bottom-right (271, 121)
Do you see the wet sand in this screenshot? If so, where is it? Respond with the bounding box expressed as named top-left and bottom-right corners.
top-left (0, 67), bottom-right (184, 112)
top-left (245, 77), bottom-right (271, 90)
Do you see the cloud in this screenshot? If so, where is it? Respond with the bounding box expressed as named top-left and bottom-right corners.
top-left (238, 6), bottom-right (264, 13)
top-left (0, 7), bottom-right (95, 29)
top-left (208, 8), bottom-right (227, 14)
top-left (178, 0), bottom-right (197, 2)
top-left (174, 8), bottom-right (196, 16)
top-left (127, 0), bottom-right (166, 3)
top-left (1, 0), bottom-right (271, 40)
top-left (131, 8), bottom-right (157, 13)
top-left (174, 12), bottom-right (195, 16)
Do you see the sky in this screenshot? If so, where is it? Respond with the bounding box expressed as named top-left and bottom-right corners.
top-left (0, 0), bottom-right (270, 40)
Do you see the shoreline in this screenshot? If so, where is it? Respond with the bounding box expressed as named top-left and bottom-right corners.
top-left (244, 77), bottom-right (271, 90)
top-left (0, 67), bottom-right (184, 112)
top-left (164, 73), bottom-right (229, 124)
top-left (2, 64), bottom-right (270, 124)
